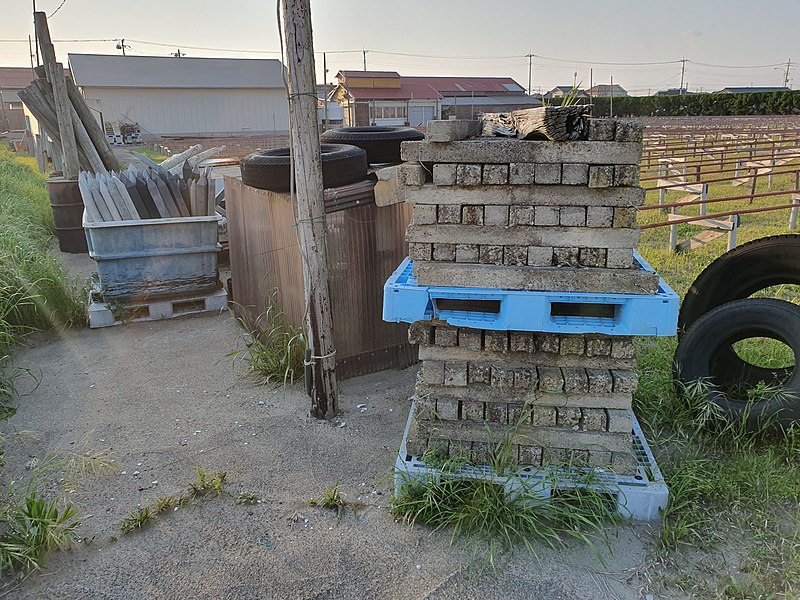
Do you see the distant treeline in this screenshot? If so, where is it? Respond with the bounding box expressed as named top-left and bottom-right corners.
top-left (565, 90), bottom-right (800, 117)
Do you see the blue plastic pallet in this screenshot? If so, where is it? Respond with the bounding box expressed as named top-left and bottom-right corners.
top-left (383, 253), bottom-right (678, 336)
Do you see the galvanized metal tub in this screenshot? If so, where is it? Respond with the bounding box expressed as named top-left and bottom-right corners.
top-left (47, 176), bottom-right (89, 254)
top-left (83, 213), bottom-right (222, 301)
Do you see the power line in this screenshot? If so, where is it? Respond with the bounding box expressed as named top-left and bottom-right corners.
top-left (48, 0), bottom-right (68, 18)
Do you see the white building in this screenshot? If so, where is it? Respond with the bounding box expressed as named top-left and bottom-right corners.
top-left (67, 54), bottom-right (289, 138)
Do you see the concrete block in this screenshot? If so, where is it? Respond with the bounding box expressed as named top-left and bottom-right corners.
top-left (510, 331), bottom-right (536, 353)
top-left (614, 164), bottom-right (640, 187)
top-left (562, 367), bottom-right (589, 394)
top-left (468, 363), bottom-right (491, 384)
top-left (537, 367), bottom-right (564, 392)
top-left (559, 206), bottom-right (586, 227)
top-left (408, 321), bottom-right (432, 345)
top-left (585, 336), bottom-right (612, 357)
top-left (532, 406), bottom-right (557, 427)
top-left (607, 409), bottom-right (633, 433)
top-left (398, 163), bottom-right (429, 186)
top-left (614, 120), bottom-right (644, 143)
top-left (611, 451), bottom-right (639, 475)
top-left (485, 331), bottom-right (509, 352)
top-left (455, 244), bottom-right (479, 263)
top-left (535, 163), bottom-right (561, 185)
top-left (421, 360), bottom-right (445, 385)
top-left (413, 204), bottom-right (437, 225)
top-left (587, 450), bottom-right (613, 468)
top-left (579, 247), bottom-right (607, 267)
top-left (612, 370), bottom-right (639, 393)
top-left (606, 248), bottom-right (635, 269)
top-left (484, 205), bottom-right (509, 226)
top-left (542, 448), bottom-right (568, 465)
top-left (459, 328), bottom-right (483, 350)
top-left (426, 119), bottom-right (481, 142)
top-left (491, 366), bottom-right (515, 388)
top-left (553, 247), bottom-right (580, 267)
top-left (586, 206), bottom-right (614, 228)
top-left (432, 243), bottom-right (456, 261)
top-left (434, 325), bottom-right (458, 347)
top-left (462, 401), bottom-right (484, 421)
top-left (611, 338), bottom-right (636, 359)
top-left (509, 404), bottom-right (532, 425)
top-left (534, 206), bottom-right (560, 226)
top-left (461, 205), bottom-right (484, 225)
top-left (581, 408), bottom-right (607, 432)
top-left (504, 245), bottom-right (528, 266)
top-left (561, 163), bottom-right (589, 185)
top-left (588, 119), bottom-right (616, 141)
top-left (401, 139), bottom-right (643, 165)
top-left (586, 369), bottom-right (614, 394)
top-left (588, 165), bottom-right (615, 188)
top-left (432, 163), bottom-right (457, 185)
top-left (509, 163), bottom-right (536, 184)
top-left (479, 245), bottom-right (504, 265)
top-left (513, 368), bottom-right (535, 389)
top-left (444, 362), bottom-right (468, 386)
top-left (408, 242), bottom-right (432, 261)
top-left (437, 205), bottom-right (461, 224)
top-left (403, 183), bottom-right (645, 208)
top-left (456, 164), bottom-right (482, 185)
top-left (472, 442), bottom-right (492, 464)
top-left (509, 205), bottom-right (536, 226)
top-left (436, 399), bottom-right (460, 421)
top-left (527, 246), bottom-right (554, 266)
top-left (613, 207), bottom-right (638, 228)
top-left (487, 402), bottom-right (508, 424)
top-left (519, 445), bottom-right (543, 465)
top-left (535, 333), bottom-right (560, 354)
top-left (557, 406), bottom-right (582, 428)
top-left (560, 335), bottom-right (585, 356)
top-left (482, 164), bottom-right (509, 185)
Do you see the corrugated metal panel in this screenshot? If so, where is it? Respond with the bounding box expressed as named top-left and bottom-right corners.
top-left (225, 177), bottom-right (416, 380)
top-left (83, 87), bottom-right (289, 136)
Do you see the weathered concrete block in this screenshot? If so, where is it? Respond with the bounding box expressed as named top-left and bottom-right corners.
top-left (527, 246), bottom-right (554, 266)
top-left (588, 450), bottom-right (613, 468)
top-left (585, 336), bottom-right (612, 357)
top-left (509, 403), bottom-right (532, 426)
top-left (519, 445), bottom-right (543, 465)
top-left (421, 360), bottom-right (445, 385)
top-left (510, 331), bottom-right (536, 353)
top-left (588, 165), bottom-right (615, 188)
top-left (614, 164), bottom-right (640, 187)
top-left (462, 401), bottom-right (484, 421)
top-left (579, 247), bottom-right (607, 267)
top-left (413, 204), bottom-right (437, 225)
top-left (509, 205), bottom-right (536, 226)
top-left (611, 338), bottom-right (636, 359)
top-left (455, 244), bottom-right (479, 263)
top-left (537, 367), bottom-right (564, 392)
top-left (456, 164), bottom-right (482, 185)
top-left (536, 333), bottom-right (560, 354)
top-left (513, 368), bottom-right (535, 389)
top-left (426, 119), bottom-right (481, 142)
top-left (436, 398), bottom-right (460, 421)
top-left (434, 325), bottom-right (458, 347)
top-left (588, 119), bottom-right (616, 141)
top-left (561, 163), bottom-right (589, 185)
top-left (472, 442), bottom-right (491, 464)
top-left (483, 164), bottom-right (509, 185)
top-left (509, 163), bottom-right (536, 184)
top-left (535, 163), bottom-right (561, 185)
top-left (414, 397), bottom-right (436, 421)
top-left (560, 335), bottom-right (585, 356)
top-left (437, 205), bottom-right (461, 224)
top-left (542, 447), bottom-right (568, 465)
top-left (459, 328), bottom-right (483, 350)
top-left (607, 409), bottom-right (633, 433)
top-left (581, 408), bottom-right (607, 432)
top-left (485, 331), bottom-right (509, 352)
top-left (432, 163), bottom-right (457, 185)
top-left (484, 205), bottom-right (509, 226)
top-left (612, 369), bottom-right (638, 393)
top-left (534, 206), bottom-right (560, 226)
top-left (553, 247), bottom-right (580, 267)
top-left (557, 406), bottom-right (582, 428)
top-left (432, 243), bottom-right (456, 261)
top-left (562, 367), bottom-right (589, 394)
top-left (504, 245), bottom-right (528, 266)
top-left (559, 206), bottom-right (586, 227)
top-left (479, 245), bottom-right (504, 265)
top-left (606, 248), bottom-right (635, 269)
top-left (408, 321), bottom-right (432, 345)
top-left (408, 242), bottom-right (432, 261)
top-left (586, 369), bottom-right (613, 394)
top-left (613, 207), bottom-right (637, 228)
top-left (532, 406), bottom-right (557, 427)
top-left (611, 451), bottom-right (639, 475)
top-left (468, 363), bottom-right (491, 384)
top-left (398, 163), bottom-right (429, 186)
top-left (444, 361), bottom-right (468, 386)
top-left (491, 366), bottom-right (515, 388)
top-left (462, 205), bottom-right (484, 225)
top-left (586, 206), bottom-right (614, 228)
top-left (487, 402), bottom-right (507, 423)
top-left (614, 120), bottom-right (644, 143)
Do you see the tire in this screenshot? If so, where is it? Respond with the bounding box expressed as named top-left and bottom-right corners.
top-left (320, 126), bottom-right (424, 164)
top-left (240, 144), bottom-right (367, 192)
top-left (674, 298), bottom-right (800, 429)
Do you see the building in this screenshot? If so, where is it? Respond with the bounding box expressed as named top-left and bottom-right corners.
top-left (715, 86), bottom-right (791, 94)
top-left (587, 84), bottom-right (628, 97)
top-left (655, 88), bottom-right (692, 96)
top-left (67, 54), bottom-right (289, 138)
top-left (543, 86), bottom-right (589, 100)
top-left (0, 66), bottom-right (68, 131)
top-left (329, 70), bottom-right (540, 127)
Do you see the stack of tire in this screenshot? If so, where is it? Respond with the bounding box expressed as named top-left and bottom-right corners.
top-left (674, 235), bottom-right (800, 428)
top-left (240, 126), bottom-right (424, 192)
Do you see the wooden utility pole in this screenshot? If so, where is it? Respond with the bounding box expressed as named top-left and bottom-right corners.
top-left (280, 0), bottom-right (338, 419)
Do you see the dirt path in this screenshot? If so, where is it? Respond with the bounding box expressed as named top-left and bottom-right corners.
top-left (1, 282), bottom-right (656, 598)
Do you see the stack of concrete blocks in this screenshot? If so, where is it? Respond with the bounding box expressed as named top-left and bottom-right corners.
top-left (397, 118), bottom-right (654, 475)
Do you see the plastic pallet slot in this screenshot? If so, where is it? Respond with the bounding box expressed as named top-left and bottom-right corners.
top-left (382, 252), bottom-right (679, 337)
top-left (394, 400), bottom-right (669, 522)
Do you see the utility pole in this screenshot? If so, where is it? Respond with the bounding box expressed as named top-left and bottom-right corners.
top-left (172, 49), bottom-right (183, 58)
top-left (589, 68), bottom-right (593, 102)
top-left (610, 75), bottom-right (614, 118)
top-left (322, 52), bottom-right (328, 131)
top-left (280, 0), bottom-right (338, 419)
top-left (33, 0), bottom-right (40, 66)
top-left (679, 58), bottom-right (686, 95)
top-left (362, 48), bottom-right (367, 71)
top-left (116, 38), bottom-right (128, 55)
top-left (526, 52), bottom-right (533, 96)
top-left (784, 59), bottom-right (792, 88)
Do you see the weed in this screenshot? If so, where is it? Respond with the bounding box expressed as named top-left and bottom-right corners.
top-left (236, 492), bottom-right (260, 505)
top-left (188, 467), bottom-right (227, 498)
top-left (120, 507), bottom-right (152, 534)
top-left (309, 484), bottom-right (345, 510)
top-left (154, 496), bottom-right (176, 513)
top-left (32, 436), bottom-right (118, 493)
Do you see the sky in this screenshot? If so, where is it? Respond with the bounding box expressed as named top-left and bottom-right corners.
top-left (1, 0), bottom-right (798, 95)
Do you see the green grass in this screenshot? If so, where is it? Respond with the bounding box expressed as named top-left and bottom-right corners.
top-left (129, 146), bottom-right (168, 164)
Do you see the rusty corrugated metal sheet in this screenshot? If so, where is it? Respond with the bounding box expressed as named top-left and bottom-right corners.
top-left (225, 177), bottom-right (416, 380)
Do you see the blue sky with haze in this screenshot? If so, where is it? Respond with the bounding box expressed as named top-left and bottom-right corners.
top-left (1, 0), bottom-right (797, 94)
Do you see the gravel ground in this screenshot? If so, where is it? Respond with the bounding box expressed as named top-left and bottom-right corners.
top-left (1, 257), bottom-right (657, 599)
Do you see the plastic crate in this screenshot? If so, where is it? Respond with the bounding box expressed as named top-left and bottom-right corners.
top-left (383, 253), bottom-right (678, 336)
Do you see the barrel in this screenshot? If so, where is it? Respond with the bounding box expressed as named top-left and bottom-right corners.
top-left (47, 176), bottom-right (88, 253)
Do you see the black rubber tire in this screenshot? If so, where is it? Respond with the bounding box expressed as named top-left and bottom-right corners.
top-left (674, 298), bottom-right (800, 429)
top-left (320, 126), bottom-right (424, 164)
top-left (240, 143), bottom-right (367, 192)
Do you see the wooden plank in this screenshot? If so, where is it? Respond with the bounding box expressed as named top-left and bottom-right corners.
top-left (666, 214), bottom-right (734, 230)
top-left (65, 77), bottom-right (121, 171)
top-left (677, 229), bottom-right (727, 252)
